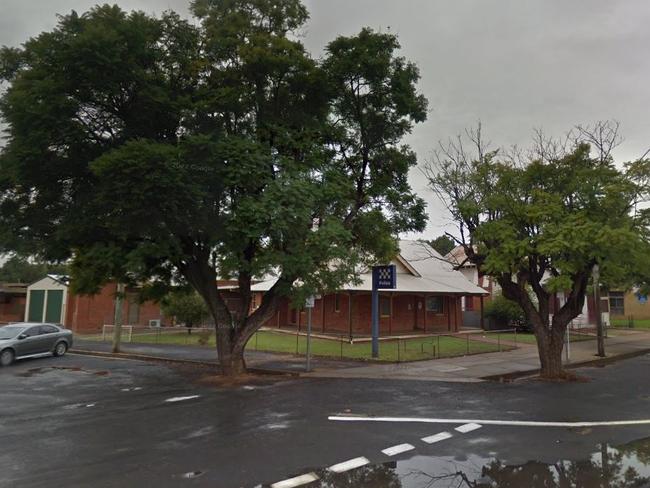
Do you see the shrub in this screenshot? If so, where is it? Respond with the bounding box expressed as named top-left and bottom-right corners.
top-left (484, 295), bottom-right (527, 330)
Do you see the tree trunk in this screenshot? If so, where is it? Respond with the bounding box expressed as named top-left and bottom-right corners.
top-left (536, 330), bottom-right (565, 378)
top-left (498, 276), bottom-right (570, 379)
top-left (216, 327), bottom-right (247, 376)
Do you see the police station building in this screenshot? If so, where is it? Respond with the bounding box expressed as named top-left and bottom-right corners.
top-left (255, 240), bottom-right (488, 337)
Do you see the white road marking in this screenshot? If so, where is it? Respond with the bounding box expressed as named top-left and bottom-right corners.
top-left (381, 443), bottom-right (415, 456)
top-left (165, 395), bottom-right (200, 403)
top-left (328, 457), bottom-right (370, 473)
top-left (455, 423), bottom-right (482, 433)
top-left (421, 432), bottom-right (453, 444)
top-left (271, 472), bottom-right (319, 488)
top-left (329, 415), bottom-right (650, 428)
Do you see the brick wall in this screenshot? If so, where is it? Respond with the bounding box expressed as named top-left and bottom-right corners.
top-left (270, 292), bottom-right (464, 336)
top-left (0, 295), bottom-right (26, 323)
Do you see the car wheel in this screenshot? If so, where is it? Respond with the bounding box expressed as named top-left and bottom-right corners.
top-left (0, 349), bottom-right (15, 367)
top-left (54, 341), bottom-right (68, 357)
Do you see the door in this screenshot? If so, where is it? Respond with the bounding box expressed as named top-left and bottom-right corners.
top-left (45, 290), bottom-right (64, 323)
top-left (14, 326), bottom-right (43, 356)
top-left (28, 290), bottom-right (45, 322)
top-left (39, 325), bottom-right (61, 353)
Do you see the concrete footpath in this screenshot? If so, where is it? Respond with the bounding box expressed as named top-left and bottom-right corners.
top-left (72, 329), bottom-right (650, 382)
top-left (71, 340), bottom-right (364, 374)
top-left (305, 329), bottom-right (650, 382)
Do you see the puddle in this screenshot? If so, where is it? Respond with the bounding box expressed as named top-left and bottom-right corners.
top-left (19, 366), bottom-right (109, 377)
top-left (180, 471), bottom-right (204, 479)
top-left (267, 438), bottom-right (650, 487)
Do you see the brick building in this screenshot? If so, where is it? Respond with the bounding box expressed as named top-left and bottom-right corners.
top-left (0, 283), bottom-right (27, 323)
top-left (25, 275), bottom-right (164, 333)
top-left (251, 240), bottom-right (487, 337)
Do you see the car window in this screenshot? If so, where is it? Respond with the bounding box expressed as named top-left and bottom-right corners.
top-left (40, 325), bottom-right (59, 334)
top-left (23, 326), bottom-right (41, 337)
top-left (0, 326), bottom-right (26, 340)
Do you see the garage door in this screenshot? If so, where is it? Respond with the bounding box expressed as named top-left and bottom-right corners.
top-left (45, 289), bottom-right (64, 323)
top-left (28, 290), bottom-right (45, 322)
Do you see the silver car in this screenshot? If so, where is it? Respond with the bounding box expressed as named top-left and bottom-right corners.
top-left (0, 323), bottom-right (73, 366)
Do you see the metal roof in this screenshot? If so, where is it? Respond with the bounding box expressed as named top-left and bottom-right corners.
top-left (251, 240), bottom-right (488, 295)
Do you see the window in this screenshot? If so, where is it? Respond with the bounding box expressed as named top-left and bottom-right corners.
top-left (465, 296), bottom-right (474, 311)
top-left (334, 294), bottom-right (341, 313)
top-left (380, 296), bottom-right (391, 317)
top-left (609, 292), bottom-right (625, 316)
top-left (24, 326), bottom-right (41, 337)
top-left (426, 296), bottom-right (444, 313)
top-left (40, 325), bottom-right (59, 334)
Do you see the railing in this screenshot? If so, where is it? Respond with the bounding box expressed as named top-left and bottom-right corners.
top-left (247, 327), bottom-right (521, 363)
top-left (101, 324), bottom-right (133, 342)
top-left (610, 315), bottom-right (650, 330)
top-left (84, 325), bottom-right (215, 345)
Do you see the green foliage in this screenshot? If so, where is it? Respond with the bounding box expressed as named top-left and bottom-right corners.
top-left (161, 290), bottom-right (210, 328)
top-left (428, 122), bottom-right (650, 376)
top-left (427, 235), bottom-right (455, 256)
top-left (0, 0), bottom-right (428, 370)
top-left (484, 295), bottom-right (525, 328)
top-left (0, 255), bottom-right (68, 284)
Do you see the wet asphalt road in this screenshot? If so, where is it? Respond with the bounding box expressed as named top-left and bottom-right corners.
top-left (2, 352), bottom-right (650, 487)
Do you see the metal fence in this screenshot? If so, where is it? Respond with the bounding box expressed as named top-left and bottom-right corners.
top-left (610, 315), bottom-right (650, 329)
top-left (79, 325), bottom-right (520, 362)
top-left (79, 325), bottom-right (605, 363)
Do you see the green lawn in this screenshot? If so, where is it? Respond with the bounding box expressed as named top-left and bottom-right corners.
top-left (77, 329), bottom-right (513, 362)
top-left (251, 331), bottom-right (511, 361)
top-left (610, 318), bottom-right (650, 329)
top-left (497, 331), bottom-right (595, 345)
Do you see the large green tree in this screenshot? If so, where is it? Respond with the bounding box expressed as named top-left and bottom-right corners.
top-left (0, 1), bottom-right (427, 375)
top-left (427, 123), bottom-right (650, 378)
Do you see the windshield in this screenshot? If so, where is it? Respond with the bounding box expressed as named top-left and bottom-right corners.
top-left (0, 326), bottom-right (26, 340)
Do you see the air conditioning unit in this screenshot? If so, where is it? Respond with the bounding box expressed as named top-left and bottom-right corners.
top-left (149, 319), bottom-right (161, 328)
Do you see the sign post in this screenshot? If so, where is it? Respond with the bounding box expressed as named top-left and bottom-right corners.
top-left (371, 265), bottom-right (397, 358)
top-left (305, 296), bottom-right (316, 372)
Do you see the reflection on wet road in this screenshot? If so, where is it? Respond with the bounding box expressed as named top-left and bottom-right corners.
top-left (280, 439), bottom-right (650, 487)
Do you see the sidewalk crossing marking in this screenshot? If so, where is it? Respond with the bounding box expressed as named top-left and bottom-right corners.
top-left (421, 432), bottom-right (453, 444)
top-left (382, 443), bottom-right (415, 456)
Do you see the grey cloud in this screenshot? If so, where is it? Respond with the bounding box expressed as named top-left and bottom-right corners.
top-left (2, 0), bottom-right (649, 237)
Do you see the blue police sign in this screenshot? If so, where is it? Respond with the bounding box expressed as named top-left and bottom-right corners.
top-left (373, 265), bottom-right (397, 289)
top-left (371, 264), bottom-right (396, 358)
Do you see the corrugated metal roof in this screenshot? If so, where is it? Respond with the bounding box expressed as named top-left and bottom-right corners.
top-left (251, 240), bottom-right (488, 295)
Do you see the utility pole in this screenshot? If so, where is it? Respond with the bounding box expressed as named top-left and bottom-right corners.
top-left (593, 265), bottom-right (605, 357)
top-left (112, 282), bottom-right (126, 353)
top-left (305, 296), bottom-right (315, 372)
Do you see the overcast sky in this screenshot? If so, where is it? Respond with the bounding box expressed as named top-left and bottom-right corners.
top-left (2, 0), bottom-right (649, 239)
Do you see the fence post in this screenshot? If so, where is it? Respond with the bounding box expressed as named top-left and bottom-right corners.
top-left (466, 334), bottom-right (470, 355)
top-left (398, 339), bottom-right (401, 363)
top-left (498, 332), bottom-right (501, 352)
top-left (514, 328), bottom-right (517, 346)
top-left (340, 335), bottom-right (343, 360)
top-left (296, 328), bottom-right (299, 356)
top-left (437, 335), bottom-right (440, 359)
top-left (255, 331), bottom-right (258, 351)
